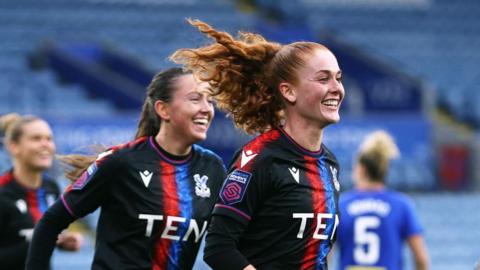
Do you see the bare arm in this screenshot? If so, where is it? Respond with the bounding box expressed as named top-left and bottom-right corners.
top-left (407, 235), bottom-right (429, 270)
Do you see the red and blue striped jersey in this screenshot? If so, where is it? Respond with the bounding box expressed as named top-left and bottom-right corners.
top-left (0, 170), bottom-right (59, 270)
top-left (61, 136), bottom-right (226, 270)
top-left (211, 127), bottom-right (340, 269)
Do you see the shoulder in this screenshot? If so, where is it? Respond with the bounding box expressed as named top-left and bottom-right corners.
top-left (0, 191), bottom-right (13, 204)
top-left (193, 144), bottom-right (224, 164)
top-left (97, 136), bottom-right (150, 166)
top-left (0, 185), bottom-right (20, 213)
top-left (0, 172), bottom-right (16, 195)
top-left (0, 195), bottom-right (17, 215)
top-left (108, 136), bottom-right (150, 157)
top-left (382, 190), bottom-right (417, 211)
top-left (192, 145), bottom-right (226, 176)
top-left (246, 129), bottom-right (283, 153)
top-left (339, 190), bottom-right (359, 204)
top-left (385, 190), bottom-right (412, 203)
top-left (321, 144), bottom-right (339, 165)
top-left (232, 129), bottom-right (283, 168)
top-left (0, 170), bottom-right (14, 187)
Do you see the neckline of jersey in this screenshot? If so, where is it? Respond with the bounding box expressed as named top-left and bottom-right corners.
top-left (277, 126), bottom-right (324, 158)
top-left (3, 169), bottom-right (42, 192)
top-left (148, 136), bottom-right (193, 165)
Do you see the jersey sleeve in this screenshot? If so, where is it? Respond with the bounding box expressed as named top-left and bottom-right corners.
top-left (401, 197), bottom-right (423, 239)
top-left (61, 150), bottom-right (121, 218)
top-left (211, 154), bottom-right (271, 226)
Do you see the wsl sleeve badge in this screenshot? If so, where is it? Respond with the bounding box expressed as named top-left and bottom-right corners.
top-left (220, 170), bottom-right (251, 205)
top-left (72, 162), bottom-right (98, 190)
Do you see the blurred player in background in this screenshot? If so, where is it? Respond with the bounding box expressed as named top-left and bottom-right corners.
top-left (336, 130), bottom-right (429, 270)
top-left (0, 113), bottom-right (82, 270)
top-left (172, 20), bottom-right (344, 270)
top-left (26, 68), bottom-right (227, 270)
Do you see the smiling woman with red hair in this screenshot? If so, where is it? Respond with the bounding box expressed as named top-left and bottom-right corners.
top-left (172, 20), bottom-right (345, 270)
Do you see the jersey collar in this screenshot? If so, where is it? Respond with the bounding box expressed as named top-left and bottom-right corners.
top-left (148, 136), bottom-right (193, 165)
top-left (277, 126), bottom-right (324, 158)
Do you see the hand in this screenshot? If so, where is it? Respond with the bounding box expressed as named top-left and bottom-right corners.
top-left (56, 232), bottom-right (84, 251)
top-left (243, 265), bottom-right (256, 270)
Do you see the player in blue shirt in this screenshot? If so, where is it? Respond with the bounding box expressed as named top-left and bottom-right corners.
top-left (337, 130), bottom-right (429, 270)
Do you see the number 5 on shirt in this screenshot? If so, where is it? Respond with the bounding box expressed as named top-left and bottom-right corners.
top-left (354, 216), bottom-right (381, 265)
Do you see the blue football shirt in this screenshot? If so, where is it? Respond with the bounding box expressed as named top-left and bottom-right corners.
top-left (337, 189), bottom-right (423, 270)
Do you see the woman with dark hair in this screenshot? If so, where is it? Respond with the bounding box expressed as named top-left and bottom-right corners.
top-left (26, 68), bottom-right (226, 270)
top-left (337, 130), bottom-right (429, 270)
top-left (0, 113), bottom-right (82, 270)
top-left (172, 20), bottom-right (345, 270)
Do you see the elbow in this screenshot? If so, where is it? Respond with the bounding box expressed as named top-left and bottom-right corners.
top-left (414, 253), bottom-right (429, 270)
top-left (202, 239), bottom-right (249, 270)
top-left (203, 241), bottom-right (222, 269)
top-left (416, 259), bottom-right (429, 270)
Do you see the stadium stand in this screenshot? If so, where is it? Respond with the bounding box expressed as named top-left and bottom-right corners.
top-left (1, 0), bottom-right (479, 269)
top-left (267, 0), bottom-right (480, 127)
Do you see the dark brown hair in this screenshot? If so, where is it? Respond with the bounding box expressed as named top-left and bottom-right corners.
top-left (59, 68), bottom-right (191, 181)
top-left (135, 68), bottom-right (191, 138)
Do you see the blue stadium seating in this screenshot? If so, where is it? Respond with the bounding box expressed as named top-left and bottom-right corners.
top-left (294, 0), bottom-right (480, 127)
top-left (0, 0), bottom-right (254, 116)
top-left (1, 0), bottom-right (478, 269)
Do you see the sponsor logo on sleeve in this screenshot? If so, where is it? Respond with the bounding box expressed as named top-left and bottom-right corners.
top-left (72, 163), bottom-right (98, 190)
top-left (220, 170), bottom-right (251, 205)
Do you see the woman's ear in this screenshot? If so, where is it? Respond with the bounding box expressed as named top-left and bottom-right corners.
top-left (154, 100), bottom-right (170, 122)
top-left (278, 82), bottom-right (297, 104)
top-left (6, 141), bottom-right (19, 157)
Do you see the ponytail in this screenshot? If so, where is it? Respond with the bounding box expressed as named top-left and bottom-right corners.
top-left (60, 68), bottom-right (189, 182)
top-left (357, 130), bottom-right (400, 182)
top-left (135, 98), bottom-right (159, 138)
top-left (57, 154), bottom-right (98, 182)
